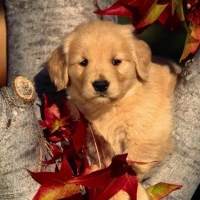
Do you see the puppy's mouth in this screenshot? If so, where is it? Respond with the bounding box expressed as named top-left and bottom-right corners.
top-left (91, 92), bottom-right (118, 102)
top-left (93, 90), bottom-right (110, 98)
top-left (97, 92), bottom-right (108, 98)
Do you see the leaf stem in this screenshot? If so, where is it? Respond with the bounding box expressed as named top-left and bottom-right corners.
top-left (88, 123), bottom-right (102, 169)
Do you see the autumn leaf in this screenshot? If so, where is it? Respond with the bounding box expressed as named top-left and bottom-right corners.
top-left (136, 2), bottom-right (169, 29)
top-left (180, 23), bottom-right (200, 61)
top-left (28, 156), bottom-right (81, 200)
top-left (40, 94), bottom-right (60, 127)
top-left (69, 154), bottom-right (138, 200)
top-left (146, 182), bottom-right (182, 199)
top-left (40, 94), bottom-right (73, 142)
top-left (32, 182), bottom-right (81, 200)
top-left (39, 94), bottom-right (69, 133)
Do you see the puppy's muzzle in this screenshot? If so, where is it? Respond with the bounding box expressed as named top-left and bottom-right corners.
top-left (92, 80), bottom-right (109, 92)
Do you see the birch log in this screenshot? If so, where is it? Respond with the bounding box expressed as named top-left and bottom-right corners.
top-left (0, 76), bottom-right (45, 200)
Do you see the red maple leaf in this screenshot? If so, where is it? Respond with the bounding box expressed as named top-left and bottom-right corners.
top-left (28, 156), bottom-right (82, 200)
top-left (69, 154), bottom-right (138, 200)
top-left (39, 94), bottom-right (70, 132)
top-left (39, 94), bottom-right (72, 142)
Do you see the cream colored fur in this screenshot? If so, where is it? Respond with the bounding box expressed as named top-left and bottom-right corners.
top-left (47, 20), bottom-right (181, 200)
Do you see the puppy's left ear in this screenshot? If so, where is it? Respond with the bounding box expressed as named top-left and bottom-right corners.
top-left (134, 39), bottom-right (151, 81)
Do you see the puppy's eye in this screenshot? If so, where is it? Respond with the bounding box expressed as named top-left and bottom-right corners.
top-left (79, 59), bottom-right (88, 67)
top-left (112, 59), bottom-right (121, 66)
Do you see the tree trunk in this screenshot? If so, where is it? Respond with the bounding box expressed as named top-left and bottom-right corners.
top-left (0, 76), bottom-right (45, 200)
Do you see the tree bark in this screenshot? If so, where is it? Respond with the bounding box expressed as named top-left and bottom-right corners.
top-left (5, 0), bottom-right (116, 84)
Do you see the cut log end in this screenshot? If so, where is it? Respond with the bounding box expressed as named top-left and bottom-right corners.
top-left (12, 76), bottom-right (35, 102)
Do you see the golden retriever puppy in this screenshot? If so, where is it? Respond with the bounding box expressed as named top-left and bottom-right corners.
top-left (47, 20), bottom-right (181, 200)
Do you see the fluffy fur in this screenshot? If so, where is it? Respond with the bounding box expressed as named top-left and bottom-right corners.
top-left (47, 20), bottom-right (181, 200)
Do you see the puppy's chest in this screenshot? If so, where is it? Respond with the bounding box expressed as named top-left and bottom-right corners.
top-left (91, 114), bottom-right (132, 154)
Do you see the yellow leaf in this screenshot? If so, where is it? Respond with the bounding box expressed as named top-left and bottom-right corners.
top-left (146, 182), bottom-right (182, 200)
top-left (172, 0), bottom-right (185, 21)
top-left (136, 2), bottom-right (168, 29)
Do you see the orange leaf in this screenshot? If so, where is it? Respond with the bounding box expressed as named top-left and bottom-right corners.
top-left (146, 182), bottom-right (182, 200)
top-left (180, 23), bottom-right (200, 62)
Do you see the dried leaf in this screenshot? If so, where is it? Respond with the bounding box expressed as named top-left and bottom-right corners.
top-left (146, 182), bottom-right (182, 199)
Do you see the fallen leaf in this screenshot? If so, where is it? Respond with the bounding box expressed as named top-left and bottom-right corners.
top-left (28, 156), bottom-right (81, 200)
top-left (146, 182), bottom-right (183, 200)
top-left (69, 154), bottom-right (138, 200)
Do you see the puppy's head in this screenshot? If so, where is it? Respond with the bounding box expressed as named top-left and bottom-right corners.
top-left (47, 20), bottom-right (151, 104)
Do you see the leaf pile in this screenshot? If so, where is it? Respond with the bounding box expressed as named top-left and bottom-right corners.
top-left (28, 94), bottom-right (182, 199)
top-left (94, 0), bottom-right (200, 61)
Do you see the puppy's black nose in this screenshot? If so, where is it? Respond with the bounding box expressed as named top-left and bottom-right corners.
top-left (92, 80), bottom-right (109, 92)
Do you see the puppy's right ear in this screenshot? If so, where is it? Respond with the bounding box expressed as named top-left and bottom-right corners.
top-left (47, 45), bottom-right (68, 91)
